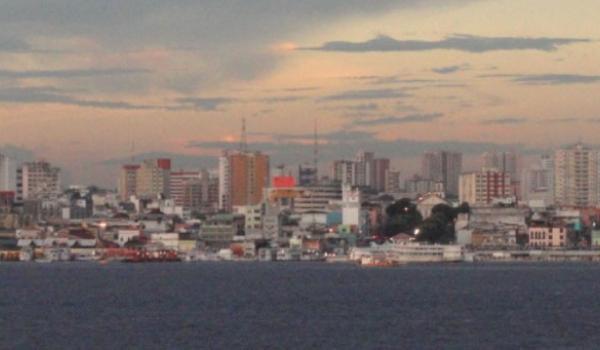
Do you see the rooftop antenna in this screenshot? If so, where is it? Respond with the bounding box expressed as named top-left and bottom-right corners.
top-left (240, 117), bottom-right (248, 153)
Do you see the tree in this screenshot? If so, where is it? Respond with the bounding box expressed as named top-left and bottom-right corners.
top-left (416, 202), bottom-right (470, 244)
top-left (383, 198), bottom-right (423, 237)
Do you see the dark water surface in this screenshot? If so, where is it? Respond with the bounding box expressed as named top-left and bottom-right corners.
top-left (1, 262), bottom-right (599, 349)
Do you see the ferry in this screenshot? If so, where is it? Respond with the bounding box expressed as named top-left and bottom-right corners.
top-left (350, 241), bottom-right (464, 264)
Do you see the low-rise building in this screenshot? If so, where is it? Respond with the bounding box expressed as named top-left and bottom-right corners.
top-left (528, 226), bottom-right (567, 248)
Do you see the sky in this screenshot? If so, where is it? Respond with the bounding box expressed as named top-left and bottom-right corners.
top-left (0, 0), bottom-right (599, 186)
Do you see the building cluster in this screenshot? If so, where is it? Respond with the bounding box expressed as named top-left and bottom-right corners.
top-left (3, 142), bottom-right (600, 262)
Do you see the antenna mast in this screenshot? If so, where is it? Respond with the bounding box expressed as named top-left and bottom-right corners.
top-left (313, 118), bottom-right (319, 184)
top-left (240, 118), bottom-right (248, 153)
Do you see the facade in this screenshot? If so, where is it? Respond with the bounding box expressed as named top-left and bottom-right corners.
top-left (169, 171), bottom-right (202, 207)
top-left (218, 150), bottom-right (270, 211)
top-left (218, 152), bottom-right (231, 210)
top-left (16, 161), bottom-right (61, 201)
top-left (372, 158), bottom-right (390, 193)
top-left (0, 154), bottom-right (14, 192)
top-left (554, 143), bottom-right (598, 207)
top-left (521, 154), bottom-right (554, 206)
top-left (332, 160), bottom-right (357, 186)
top-left (294, 184), bottom-right (342, 213)
top-left (341, 184), bottom-right (363, 228)
top-left (405, 175), bottom-right (444, 195)
top-left (421, 151), bottom-right (462, 197)
top-left (233, 204), bottom-right (264, 235)
top-left (117, 164), bottom-right (140, 201)
top-left (459, 170), bottom-right (513, 205)
top-left (331, 151), bottom-right (390, 191)
top-left (354, 151), bottom-right (374, 188)
top-left (528, 226), bottom-right (567, 248)
top-left (136, 159), bottom-right (171, 198)
top-left (298, 165), bottom-right (318, 186)
top-left (483, 151), bottom-right (518, 180)
top-left (384, 170), bottom-right (401, 193)
top-left (416, 193), bottom-right (449, 219)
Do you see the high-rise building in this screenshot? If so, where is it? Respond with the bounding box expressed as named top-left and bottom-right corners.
top-left (421, 151), bottom-right (462, 197)
top-left (0, 154), bottom-right (14, 192)
top-left (117, 164), bottom-right (140, 201)
top-left (482, 151), bottom-right (518, 180)
top-left (521, 154), bottom-right (554, 205)
top-left (405, 175), bottom-right (444, 195)
top-left (169, 170), bottom-right (202, 207)
top-left (332, 160), bottom-right (357, 186)
top-left (218, 150), bottom-right (270, 211)
top-left (218, 153), bottom-right (231, 210)
top-left (384, 170), bottom-right (401, 193)
top-left (554, 143), bottom-right (598, 207)
top-left (372, 158), bottom-right (390, 193)
top-left (459, 170), bottom-right (513, 205)
top-left (331, 151), bottom-right (390, 191)
top-left (136, 158), bottom-right (171, 198)
top-left (298, 165), bottom-right (318, 186)
top-left (16, 161), bottom-right (61, 201)
top-left (355, 150), bottom-right (374, 187)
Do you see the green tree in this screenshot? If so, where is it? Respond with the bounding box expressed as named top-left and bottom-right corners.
top-left (384, 198), bottom-right (423, 237)
top-left (416, 202), bottom-right (470, 243)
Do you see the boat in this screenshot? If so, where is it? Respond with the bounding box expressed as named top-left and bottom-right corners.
top-left (123, 249), bottom-right (181, 263)
top-left (359, 254), bottom-right (399, 267)
top-left (350, 241), bottom-right (464, 264)
top-left (35, 247), bottom-right (72, 263)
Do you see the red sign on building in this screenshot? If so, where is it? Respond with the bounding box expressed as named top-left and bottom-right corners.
top-left (272, 176), bottom-right (296, 188)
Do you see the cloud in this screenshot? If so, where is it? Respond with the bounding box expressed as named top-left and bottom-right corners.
top-left (187, 131), bottom-right (540, 166)
top-left (306, 34), bottom-right (590, 53)
top-left (546, 117), bottom-right (579, 123)
top-left (0, 35), bottom-right (30, 52)
top-left (432, 64), bottom-right (470, 74)
top-left (353, 113), bottom-right (443, 126)
top-left (259, 95), bottom-right (308, 103)
top-left (320, 88), bottom-right (409, 101)
top-left (174, 97), bottom-right (236, 111)
top-left (481, 117), bottom-right (528, 125)
top-left (0, 68), bottom-right (150, 79)
top-left (343, 75), bottom-right (437, 85)
top-left (345, 103), bottom-right (379, 112)
top-left (0, 86), bottom-right (156, 110)
top-left (513, 74), bottom-right (600, 85)
top-left (0, 1), bottom-right (419, 91)
top-left (481, 73), bottom-right (600, 85)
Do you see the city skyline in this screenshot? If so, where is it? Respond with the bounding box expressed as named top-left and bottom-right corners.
top-left (0, 1), bottom-right (599, 185)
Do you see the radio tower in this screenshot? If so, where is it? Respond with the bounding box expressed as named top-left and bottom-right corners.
top-left (313, 118), bottom-right (319, 184)
top-left (240, 117), bottom-right (248, 153)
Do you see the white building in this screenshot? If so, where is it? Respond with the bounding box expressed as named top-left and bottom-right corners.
top-left (416, 193), bottom-right (449, 219)
top-left (16, 161), bottom-right (61, 201)
top-left (218, 152), bottom-right (231, 210)
top-left (342, 184), bottom-right (363, 229)
top-left (554, 143), bottom-right (598, 207)
top-left (233, 204), bottom-right (263, 236)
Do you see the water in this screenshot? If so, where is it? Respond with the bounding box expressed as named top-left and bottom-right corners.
top-left (1, 262), bottom-right (599, 349)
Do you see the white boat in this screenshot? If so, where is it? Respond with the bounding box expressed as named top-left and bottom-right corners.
top-left (36, 247), bottom-right (72, 262)
top-left (350, 241), bottom-right (464, 264)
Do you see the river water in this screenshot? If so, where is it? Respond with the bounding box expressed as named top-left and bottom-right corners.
top-left (1, 262), bottom-right (598, 349)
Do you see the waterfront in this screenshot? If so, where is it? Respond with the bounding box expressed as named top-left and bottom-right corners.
top-left (1, 262), bottom-right (599, 349)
